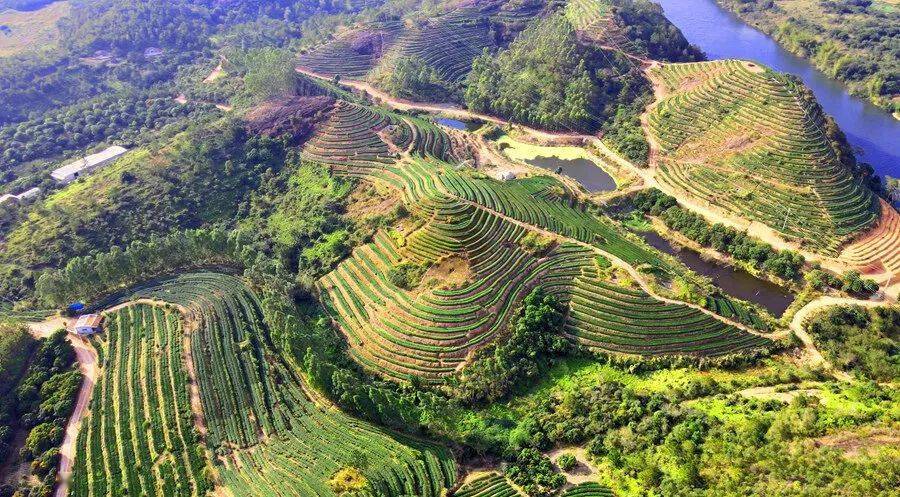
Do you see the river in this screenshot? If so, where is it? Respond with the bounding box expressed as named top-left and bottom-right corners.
top-left (654, 0), bottom-right (900, 180)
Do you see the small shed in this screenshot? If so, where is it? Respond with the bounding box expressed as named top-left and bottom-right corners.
top-left (500, 171), bottom-right (517, 181)
top-left (74, 314), bottom-right (104, 335)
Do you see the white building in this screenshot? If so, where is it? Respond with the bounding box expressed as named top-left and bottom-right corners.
top-left (51, 146), bottom-right (128, 184)
top-left (500, 171), bottom-right (517, 181)
top-left (0, 187), bottom-right (41, 206)
top-left (74, 314), bottom-right (104, 335)
top-left (144, 47), bottom-right (164, 59)
top-left (16, 187), bottom-right (40, 202)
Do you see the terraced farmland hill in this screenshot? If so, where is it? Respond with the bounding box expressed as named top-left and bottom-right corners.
top-left (305, 98), bottom-right (772, 383)
top-left (72, 273), bottom-right (456, 497)
top-left (645, 59), bottom-right (880, 255)
top-left (298, 1), bottom-right (535, 96)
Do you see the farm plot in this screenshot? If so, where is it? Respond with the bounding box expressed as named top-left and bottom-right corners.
top-left (298, 20), bottom-right (405, 78)
top-left (454, 473), bottom-right (522, 497)
top-left (70, 304), bottom-right (210, 497)
top-left (566, 271), bottom-right (771, 357)
top-left (318, 193), bottom-right (596, 382)
top-left (372, 6), bottom-right (496, 84)
top-left (302, 101), bottom-right (460, 176)
top-left (86, 273), bottom-right (456, 497)
top-left (319, 157), bottom-right (770, 382)
top-left (562, 482), bottom-right (615, 496)
top-left (647, 60), bottom-right (878, 254)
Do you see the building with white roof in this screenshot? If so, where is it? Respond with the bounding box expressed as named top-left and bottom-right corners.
top-left (74, 314), bottom-right (104, 335)
top-left (51, 146), bottom-right (128, 184)
top-left (0, 187), bottom-right (41, 206)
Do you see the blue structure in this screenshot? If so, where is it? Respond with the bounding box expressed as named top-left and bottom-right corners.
top-left (67, 302), bottom-right (85, 313)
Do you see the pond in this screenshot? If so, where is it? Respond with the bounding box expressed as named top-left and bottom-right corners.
top-left (526, 155), bottom-right (617, 193)
top-left (638, 230), bottom-right (796, 317)
top-left (655, 0), bottom-right (900, 180)
top-left (435, 117), bottom-right (482, 132)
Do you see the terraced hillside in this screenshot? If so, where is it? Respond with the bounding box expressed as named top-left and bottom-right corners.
top-left (298, 20), bottom-right (405, 79)
top-left (72, 273), bottom-right (456, 497)
top-left (71, 304), bottom-right (210, 497)
top-left (562, 482), bottom-right (615, 496)
top-left (316, 148), bottom-right (771, 382)
top-left (646, 60), bottom-right (879, 254)
top-left (839, 199), bottom-right (900, 280)
top-left (454, 473), bottom-right (521, 497)
top-left (299, 3), bottom-right (505, 89)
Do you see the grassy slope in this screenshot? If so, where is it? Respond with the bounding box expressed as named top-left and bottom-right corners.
top-left (0, 1), bottom-right (69, 57)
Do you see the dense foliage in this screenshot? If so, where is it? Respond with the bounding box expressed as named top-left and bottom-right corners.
top-left (0, 328), bottom-right (79, 497)
top-left (806, 305), bottom-right (899, 381)
top-left (465, 14), bottom-right (650, 133)
top-left (633, 189), bottom-right (806, 280)
top-left (457, 288), bottom-right (570, 404)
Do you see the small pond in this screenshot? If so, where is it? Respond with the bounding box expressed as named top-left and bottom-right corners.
top-left (526, 156), bottom-right (616, 193)
top-left (435, 118), bottom-right (482, 132)
top-left (638, 230), bottom-right (795, 317)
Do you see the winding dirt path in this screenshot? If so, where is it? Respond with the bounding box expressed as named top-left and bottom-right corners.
top-left (26, 317), bottom-right (99, 497)
top-left (787, 296), bottom-right (895, 381)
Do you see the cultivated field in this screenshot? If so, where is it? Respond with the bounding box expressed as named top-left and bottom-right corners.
top-left (71, 273), bottom-right (456, 497)
top-left (0, 0), bottom-right (69, 56)
top-left (646, 60), bottom-right (878, 254)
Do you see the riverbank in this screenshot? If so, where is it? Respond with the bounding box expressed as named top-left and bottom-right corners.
top-left (653, 0), bottom-right (900, 180)
top-left (714, 0), bottom-right (898, 116)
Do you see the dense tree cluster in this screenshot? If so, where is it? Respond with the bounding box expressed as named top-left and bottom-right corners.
top-left (0, 327), bottom-right (78, 497)
top-left (806, 305), bottom-right (899, 381)
top-left (0, 91), bottom-right (209, 186)
top-left (457, 288), bottom-right (570, 404)
top-left (610, 0), bottom-right (705, 62)
top-left (633, 189), bottom-right (806, 280)
top-left (465, 14), bottom-right (650, 133)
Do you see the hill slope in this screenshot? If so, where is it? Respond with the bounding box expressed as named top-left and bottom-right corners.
top-left (645, 59), bottom-right (879, 254)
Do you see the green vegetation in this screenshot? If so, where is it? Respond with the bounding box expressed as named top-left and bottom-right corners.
top-left (506, 448), bottom-right (566, 496)
top-left (717, 0), bottom-right (899, 113)
top-left (632, 188), bottom-right (806, 281)
top-left (72, 305), bottom-right (210, 497)
top-left (72, 273), bottom-right (457, 497)
top-left (2, 3), bottom-right (896, 497)
top-left (454, 473), bottom-right (519, 497)
top-left (458, 289), bottom-right (569, 404)
top-left (805, 305), bottom-right (899, 381)
top-left (464, 12), bottom-right (648, 133)
top-left (648, 60), bottom-right (879, 253)
top-left (0, 327), bottom-right (79, 497)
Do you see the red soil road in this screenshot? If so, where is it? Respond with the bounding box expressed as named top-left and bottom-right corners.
top-left (26, 317), bottom-right (99, 497)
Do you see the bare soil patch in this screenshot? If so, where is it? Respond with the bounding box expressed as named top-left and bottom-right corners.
top-left (816, 427), bottom-right (900, 457)
top-left (422, 255), bottom-right (472, 290)
top-left (244, 96), bottom-right (335, 144)
top-left (346, 182), bottom-right (400, 220)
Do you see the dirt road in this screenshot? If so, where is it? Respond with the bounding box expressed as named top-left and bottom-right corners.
top-left (788, 296), bottom-right (893, 381)
top-left (26, 317), bottom-right (99, 497)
